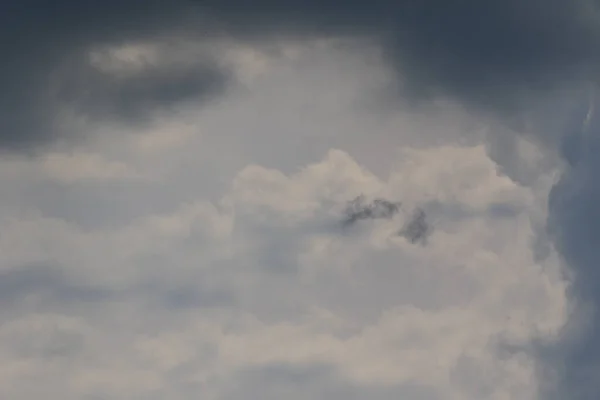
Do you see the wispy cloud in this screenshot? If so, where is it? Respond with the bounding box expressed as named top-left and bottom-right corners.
top-left (342, 195), bottom-right (402, 226)
top-left (398, 208), bottom-right (432, 245)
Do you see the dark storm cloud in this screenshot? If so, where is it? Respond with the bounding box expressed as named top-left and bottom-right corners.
top-left (0, 0), bottom-right (227, 151)
top-left (2, 0), bottom-right (600, 150)
top-left (55, 53), bottom-right (227, 124)
top-left (541, 95), bottom-right (600, 400)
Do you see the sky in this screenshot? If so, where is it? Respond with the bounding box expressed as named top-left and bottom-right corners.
top-left (1, 1), bottom-right (600, 399)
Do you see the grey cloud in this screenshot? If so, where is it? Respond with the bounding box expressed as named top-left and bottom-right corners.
top-left (0, 263), bottom-right (232, 317)
top-left (207, 0), bottom-right (600, 114)
top-left (55, 54), bottom-right (229, 126)
top-left (539, 93), bottom-right (600, 399)
top-left (5, 1), bottom-right (600, 397)
top-left (136, 278), bottom-right (235, 310)
top-left (0, 264), bottom-right (111, 308)
top-left (342, 195), bottom-right (401, 226)
top-left (0, 1), bottom-right (227, 152)
top-left (486, 202), bottom-right (522, 219)
top-left (3, 0), bottom-right (600, 150)
top-left (398, 208), bottom-right (433, 245)
top-left (5, 321), bottom-right (86, 361)
top-left (423, 199), bottom-right (522, 221)
top-left (342, 196), bottom-right (433, 245)
top-left (222, 362), bottom-right (441, 400)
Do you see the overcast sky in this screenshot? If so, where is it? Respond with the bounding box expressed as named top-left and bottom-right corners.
top-left (1, 1), bottom-right (600, 399)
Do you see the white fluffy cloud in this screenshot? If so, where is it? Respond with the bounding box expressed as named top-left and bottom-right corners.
top-left (0, 37), bottom-right (567, 399)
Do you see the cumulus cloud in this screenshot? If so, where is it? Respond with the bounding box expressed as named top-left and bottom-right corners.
top-left (1, 7), bottom-right (599, 398)
top-left (0, 89), bottom-right (567, 400)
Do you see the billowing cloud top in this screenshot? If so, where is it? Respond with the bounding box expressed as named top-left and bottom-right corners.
top-left (1, 1), bottom-right (600, 399)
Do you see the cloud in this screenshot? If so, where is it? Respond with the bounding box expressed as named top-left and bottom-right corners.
top-left (0, 134), bottom-right (567, 399)
top-left (536, 91), bottom-right (600, 399)
top-left (398, 208), bottom-right (432, 245)
top-left (2, 0), bottom-right (600, 151)
top-left (342, 195), bottom-right (402, 226)
top-left (341, 196), bottom-right (433, 246)
top-left (222, 363), bottom-right (441, 400)
top-left (0, 5), bottom-right (229, 151)
top-left (0, 27), bottom-right (594, 399)
top-left (57, 51), bottom-right (228, 125)
top-left (0, 264), bottom-right (111, 309)
top-left (40, 152), bottom-right (144, 183)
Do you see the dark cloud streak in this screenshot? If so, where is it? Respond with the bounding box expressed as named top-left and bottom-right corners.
top-left (0, 264), bottom-right (111, 307)
top-left (0, 0), bottom-right (224, 151)
top-left (342, 196), bottom-right (433, 245)
top-left (398, 208), bottom-right (432, 245)
top-left (342, 195), bottom-right (401, 226)
top-left (55, 53), bottom-right (229, 125)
